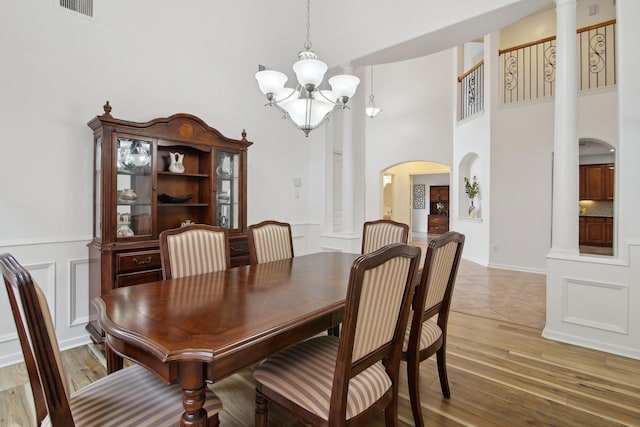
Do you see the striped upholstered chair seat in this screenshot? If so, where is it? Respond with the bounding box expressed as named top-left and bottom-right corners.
top-left (402, 317), bottom-right (442, 353)
top-left (1, 253), bottom-right (222, 427)
top-left (361, 219), bottom-right (409, 254)
top-left (159, 224), bottom-right (230, 279)
top-left (402, 231), bottom-right (465, 427)
top-left (248, 220), bottom-right (294, 265)
top-left (254, 243), bottom-right (421, 426)
top-left (44, 365), bottom-right (222, 426)
top-left (254, 336), bottom-right (391, 420)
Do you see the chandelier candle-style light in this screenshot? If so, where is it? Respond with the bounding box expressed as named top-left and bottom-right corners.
top-left (365, 65), bottom-right (381, 118)
top-left (255, 0), bottom-right (360, 137)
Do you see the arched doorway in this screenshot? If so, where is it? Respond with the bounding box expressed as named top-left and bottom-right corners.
top-left (381, 161), bottom-right (450, 242)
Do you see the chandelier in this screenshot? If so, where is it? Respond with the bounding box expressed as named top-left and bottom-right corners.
top-left (365, 65), bottom-right (382, 118)
top-left (255, 0), bottom-right (360, 137)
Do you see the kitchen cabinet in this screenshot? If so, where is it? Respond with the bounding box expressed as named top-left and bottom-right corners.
top-left (86, 102), bottom-right (252, 343)
top-left (579, 164), bottom-right (614, 201)
top-left (428, 185), bottom-right (449, 234)
top-left (605, 217), bottom-right (613, 246)
top-left (579, 216), bottom-right (613, 247)
top-left (605, 164), bottom-right (614, 200)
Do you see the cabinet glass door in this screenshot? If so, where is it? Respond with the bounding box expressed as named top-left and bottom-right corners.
top-left (94, 136), bottom-right (102, 239)
top-left (215, 150), bottom-right (239, 229)
top-left (116, 137), bottom-right (153, 239)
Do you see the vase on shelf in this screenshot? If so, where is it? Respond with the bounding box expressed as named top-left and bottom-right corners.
top-left (168, 152), bottom-right (185, 173)
top-left (468, 199), bottom-right (478, 218)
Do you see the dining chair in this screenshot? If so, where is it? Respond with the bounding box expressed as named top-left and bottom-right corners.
top-left (402, 231), bottom-right (465, 427)
top-left (159, 223), bottom-right (230, 279)
top-left (0, 252), bottom-right (222, 427)
top-left (247, 220), bottom-right (294, 265)
top-left (254, 243), bottom-right (421, 427)
top-left (361, 219), bottom-right (409, 254)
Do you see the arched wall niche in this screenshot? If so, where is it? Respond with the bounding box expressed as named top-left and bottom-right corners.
top-left (459, 152), bottom-right (481, 218)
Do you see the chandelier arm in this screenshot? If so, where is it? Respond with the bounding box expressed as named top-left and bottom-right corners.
top-left (315, 91), bottom-right (339, 106)
top-left (268, 84), bottom-right (302, 107)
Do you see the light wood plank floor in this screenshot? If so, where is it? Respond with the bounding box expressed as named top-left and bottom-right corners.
top-left (2, 262), bottom-right (640, 426)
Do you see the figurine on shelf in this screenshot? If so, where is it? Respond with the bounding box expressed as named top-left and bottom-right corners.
top-left (216, 155), bottom-right (231, 177)
top-left (168, 152), bottom-right (185, 173)
top-left (117, 212), bottom-right (134, 237)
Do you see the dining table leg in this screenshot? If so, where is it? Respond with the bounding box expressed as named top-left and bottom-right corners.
top-left (105, 342), bottom-right (123, 373)
top-left (179, 361), bottom-right (208, 427)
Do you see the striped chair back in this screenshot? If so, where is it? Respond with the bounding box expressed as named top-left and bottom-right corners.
top-left (415, 231), bottom-right (465, 321)
top-left (351, 253), bottom-right (416, 361)
top-left (361, 219), bottom-right (409, 254)
top-left (248, 220), bottom-right (294, 265)
top-left (159, 224), bottom-right (230, 279)
top-left (334, 243), bottom-right (420, 415)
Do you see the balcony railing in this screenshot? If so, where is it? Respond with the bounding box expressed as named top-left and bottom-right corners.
top-left (499, 19), bottom-right (616, 104)
top-left (458, 60), bottom-right (485, 120)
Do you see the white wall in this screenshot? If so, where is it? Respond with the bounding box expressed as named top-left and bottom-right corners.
top-left (364, 51), bottom-right (455, 223)
top-left (500, 0), bottom-right (617, 48)
top-left (0, 0), bottom-right (312, 366)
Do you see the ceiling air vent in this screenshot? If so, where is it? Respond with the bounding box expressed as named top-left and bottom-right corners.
top-left (60, 0), bottom-right (93, 17)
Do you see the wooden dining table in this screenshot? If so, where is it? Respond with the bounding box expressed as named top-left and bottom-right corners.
top-left (94, 251), bottom-right (359, 427)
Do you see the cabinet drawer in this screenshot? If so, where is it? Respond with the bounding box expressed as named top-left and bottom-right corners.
top-left (116, 269), bottom-right (163, 288)
top-left (430, 225), bottom-right (448, 234)
top-left (229, 239), bottom-right (249, 257)
top-left (116, 250), bottom-right (162, 274)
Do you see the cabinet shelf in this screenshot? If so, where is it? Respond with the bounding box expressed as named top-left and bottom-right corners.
top-left (158, 171), bottom-right (209, 178)
top-left (158, 203), bottom-right (210, 207)
top-left (118, 169), bottom-right (152, 176)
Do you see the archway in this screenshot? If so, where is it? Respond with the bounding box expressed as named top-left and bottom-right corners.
top-left (381, 161), bottom-right (450, 241)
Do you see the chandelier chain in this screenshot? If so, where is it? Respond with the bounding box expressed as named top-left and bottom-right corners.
top-left (304, 0), bottom-right (312, 51)
top-left (370, 66), bottom-right (374, 94)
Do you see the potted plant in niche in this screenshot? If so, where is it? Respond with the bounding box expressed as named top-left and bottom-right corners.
top-left (464, 176), bottom-right (480, 217)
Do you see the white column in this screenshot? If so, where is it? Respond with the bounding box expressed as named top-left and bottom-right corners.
top-left (340, 67), bottom-right (355, 233)
top-left (550, 0), bottom-right (579, 255)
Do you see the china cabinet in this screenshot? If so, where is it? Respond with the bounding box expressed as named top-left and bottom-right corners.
top-left (86, 102), bottom-right (252, 342)
top-left (428, 185), bottom-right (449, 234)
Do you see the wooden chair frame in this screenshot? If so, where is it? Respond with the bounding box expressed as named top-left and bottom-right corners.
top-left (403, 231), bottom-right (465, 427)
top-left (255, 243), bottom-right (421, 426)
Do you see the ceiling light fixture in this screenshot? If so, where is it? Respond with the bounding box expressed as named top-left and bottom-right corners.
top-left (255, 0), bottom-right (360, 137)
top-left (365, 65), bottom-right (382, 118)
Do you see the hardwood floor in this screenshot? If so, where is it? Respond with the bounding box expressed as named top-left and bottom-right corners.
top-left (2, 261), bottom-right (640, 426)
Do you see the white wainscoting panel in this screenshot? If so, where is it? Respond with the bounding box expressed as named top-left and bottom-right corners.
top-left (0, 262), bottom-right (56, 343)
top-left (70, 258), bottom-right (90, 327)
top-left (0, 239), bottom-right (91, 367)
top-left (562, 277), bottom-right (629, 334)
